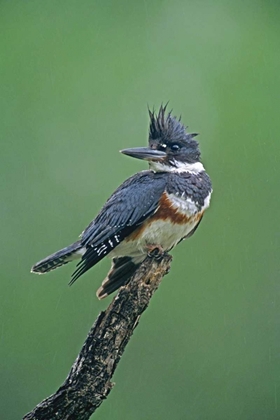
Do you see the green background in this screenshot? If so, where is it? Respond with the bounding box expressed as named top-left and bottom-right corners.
top-left (1, 1), bottom-right (280, 419)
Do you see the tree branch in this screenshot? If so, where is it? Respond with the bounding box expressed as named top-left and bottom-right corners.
top-left (23, 254), bottom-right (172, 420)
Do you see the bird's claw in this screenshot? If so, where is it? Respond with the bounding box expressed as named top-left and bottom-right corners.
top-left (147, 245), bottom-right (165, 260)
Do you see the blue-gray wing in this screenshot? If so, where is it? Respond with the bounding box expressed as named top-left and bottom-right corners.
top-left (70, 171), bottom-right (166, 283)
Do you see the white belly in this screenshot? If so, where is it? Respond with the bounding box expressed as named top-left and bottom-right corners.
top-left (110, 189), bottom-right (212, 262)
top-left (109, 217), bottom-right (198, 263)
top-left (138, 217), bottom-right (198, 250)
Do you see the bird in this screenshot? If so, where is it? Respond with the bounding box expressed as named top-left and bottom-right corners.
top-left (31, 105), bottom-right (212, 299)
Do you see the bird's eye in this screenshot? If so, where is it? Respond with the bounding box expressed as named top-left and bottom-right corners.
top-left (171, 144), bottom-right (180, 152)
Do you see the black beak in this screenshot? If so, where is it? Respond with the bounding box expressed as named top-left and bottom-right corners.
top-left (120, 147), bottom-right (167, 162)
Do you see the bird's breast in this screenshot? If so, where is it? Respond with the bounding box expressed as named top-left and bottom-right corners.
top-left (124, 191), bottom-right (206, 252)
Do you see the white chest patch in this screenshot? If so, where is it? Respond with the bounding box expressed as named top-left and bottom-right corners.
top-left (167, 191), bottom-right (211, 216)
top-left (167, 193), bottom-right (199, 216)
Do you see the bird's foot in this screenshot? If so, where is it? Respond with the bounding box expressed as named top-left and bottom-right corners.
top-left (147, 244), bottom-right (165, 260)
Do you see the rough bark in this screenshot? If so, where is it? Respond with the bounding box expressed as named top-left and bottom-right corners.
top-left (23, 254), bottom-right (172, 420)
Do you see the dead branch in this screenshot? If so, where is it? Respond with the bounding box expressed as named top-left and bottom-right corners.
top-left (23, 254), bottom-right (172, 420)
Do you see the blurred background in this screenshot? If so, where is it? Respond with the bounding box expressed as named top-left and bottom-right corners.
top-left (1, 1), bottom-right (280, 419)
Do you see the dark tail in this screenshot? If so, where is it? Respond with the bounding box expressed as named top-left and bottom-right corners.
top-left (96, 256), bottom-right (140, 299)
top-left (31, 241), bottom-right (84, 274)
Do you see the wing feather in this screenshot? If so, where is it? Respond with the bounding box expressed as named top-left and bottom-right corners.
top-left (70, 171), bottom-right (166, 284)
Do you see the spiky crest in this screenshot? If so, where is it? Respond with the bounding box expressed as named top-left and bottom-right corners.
top-left (148, 104), bottom-right (198, 144)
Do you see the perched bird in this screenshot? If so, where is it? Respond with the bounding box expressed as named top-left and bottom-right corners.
top-left (31, 105), bottom-right (212, 299)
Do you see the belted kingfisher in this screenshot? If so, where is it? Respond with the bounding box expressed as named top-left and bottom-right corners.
top-left (31, 105), bottom-right (212, 299)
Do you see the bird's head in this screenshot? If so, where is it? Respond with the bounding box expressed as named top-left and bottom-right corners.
top-left (121, 104), bottom-right (203, 173)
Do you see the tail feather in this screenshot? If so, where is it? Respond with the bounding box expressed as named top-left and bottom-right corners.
top-left (31, 241), bottom-right (84, 274)
top-left (96, 256), bottom-right (140, 299)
